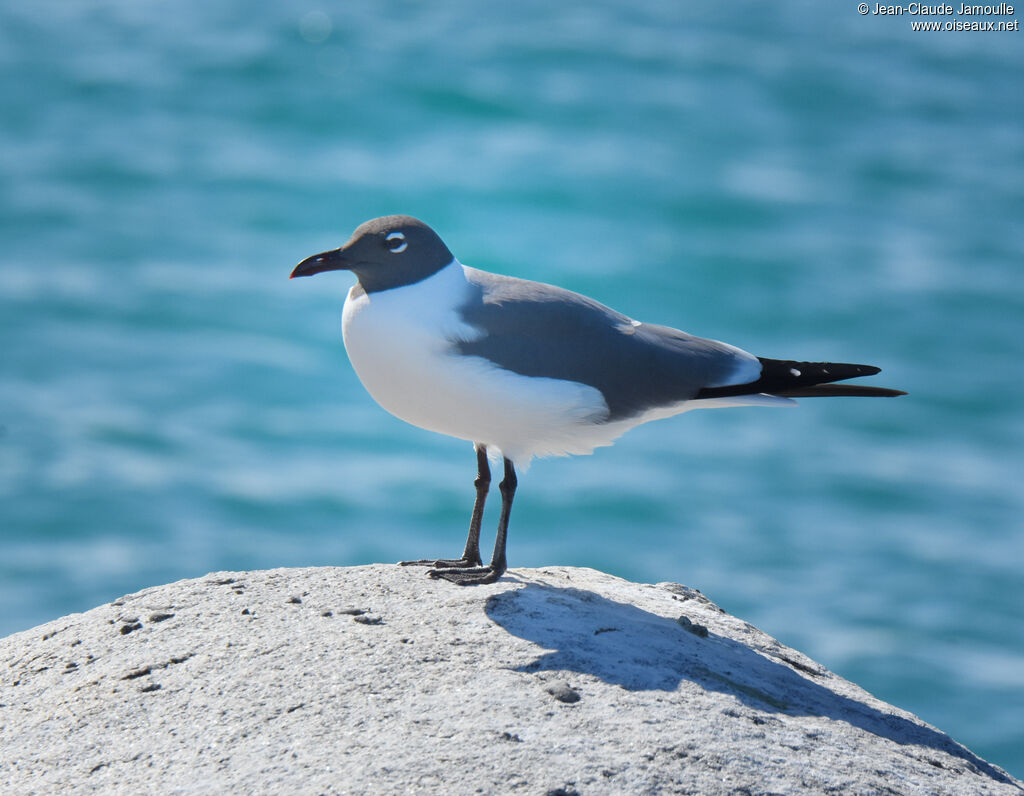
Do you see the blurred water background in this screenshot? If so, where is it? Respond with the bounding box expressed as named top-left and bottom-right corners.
top-left (1, 0), bottom-right (1022, 778)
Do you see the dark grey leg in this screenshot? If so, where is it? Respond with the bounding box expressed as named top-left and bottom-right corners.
top-left (399, 443), bottom-right (489, 569)
top-left (429, 457), bottom-right (516, 586)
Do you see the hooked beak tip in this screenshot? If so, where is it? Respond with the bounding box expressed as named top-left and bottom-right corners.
top-left (291, 249), bottom-right (345, 279)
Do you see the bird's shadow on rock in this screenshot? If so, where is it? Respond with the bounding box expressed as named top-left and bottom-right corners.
top-left (485, 582), bottom-right (1018, 789)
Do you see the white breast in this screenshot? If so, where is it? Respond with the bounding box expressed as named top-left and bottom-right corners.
top-left (340, 261), bottom-right (793, 464)
top-left (340, 261), bottom-right (613, 464)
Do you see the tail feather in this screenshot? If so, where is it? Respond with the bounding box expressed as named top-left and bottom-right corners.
top-left (696, 357), bottom-right (906, 400)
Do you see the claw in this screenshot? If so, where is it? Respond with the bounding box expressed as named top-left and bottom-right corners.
top-left (427, 564), bottom-right (504, 585)
top-left (399, 557), bottom-right (482, 569)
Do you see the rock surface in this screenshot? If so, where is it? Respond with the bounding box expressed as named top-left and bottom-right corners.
top-left (1, 565), bottom-right (1020, 795)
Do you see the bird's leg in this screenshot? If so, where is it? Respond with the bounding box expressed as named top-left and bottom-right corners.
top-left (429, 457), bottom-right (516, 586)
top-left (399, 443), bottom-right (489, 569)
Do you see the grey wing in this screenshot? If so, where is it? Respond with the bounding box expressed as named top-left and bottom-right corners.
top-left (454, 270), bottom-right (757, 422)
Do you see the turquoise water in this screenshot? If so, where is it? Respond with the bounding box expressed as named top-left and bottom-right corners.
top-left (2, 0), bottom-right (1022, 778)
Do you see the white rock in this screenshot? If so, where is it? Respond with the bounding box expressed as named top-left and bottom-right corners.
top-left (1, 565), bottom-right (1019, 795)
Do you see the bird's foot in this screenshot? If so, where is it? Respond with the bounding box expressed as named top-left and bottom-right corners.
top-left (398, 556), bottom-right (482, 569)
top-left (427, 564), bottom-right (505, 586)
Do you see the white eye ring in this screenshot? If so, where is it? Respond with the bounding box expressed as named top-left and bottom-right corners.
top-left (385, 231), bottom-right (407, 253)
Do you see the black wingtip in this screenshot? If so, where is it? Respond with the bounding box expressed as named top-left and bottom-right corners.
top-left (775, 384), bottom-right (907, 398)
top-left (696, 358), bottom-right (904, 400)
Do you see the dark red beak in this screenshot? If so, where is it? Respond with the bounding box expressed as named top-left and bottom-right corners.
top-left (290, 248), bottom-right (351, 279)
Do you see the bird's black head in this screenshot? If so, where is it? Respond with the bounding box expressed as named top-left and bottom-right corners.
top-left (291, 215), bottom-right (454, 293)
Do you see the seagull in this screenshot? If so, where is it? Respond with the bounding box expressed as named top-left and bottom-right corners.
top-left (291, 215), bottom-right (905, 585)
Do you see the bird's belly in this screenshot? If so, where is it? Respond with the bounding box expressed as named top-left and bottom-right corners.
top-left (341, 293), bottom-right (612, 463)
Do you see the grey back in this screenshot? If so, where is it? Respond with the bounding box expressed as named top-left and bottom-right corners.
top-left (455, 269), bottom-right (751, 422)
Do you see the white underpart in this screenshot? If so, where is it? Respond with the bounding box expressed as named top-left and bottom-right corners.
top-left (341, 260), bottom-right (793, 467)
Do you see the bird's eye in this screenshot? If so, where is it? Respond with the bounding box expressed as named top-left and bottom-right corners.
top-left (385, 231), bottom-right (407, 253)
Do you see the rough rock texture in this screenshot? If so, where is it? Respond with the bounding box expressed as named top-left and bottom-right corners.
top-left (1, 565), bottom-right (1020, 795)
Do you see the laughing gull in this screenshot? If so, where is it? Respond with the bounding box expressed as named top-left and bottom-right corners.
top-left (291, 215), bottom-right (905, 585)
